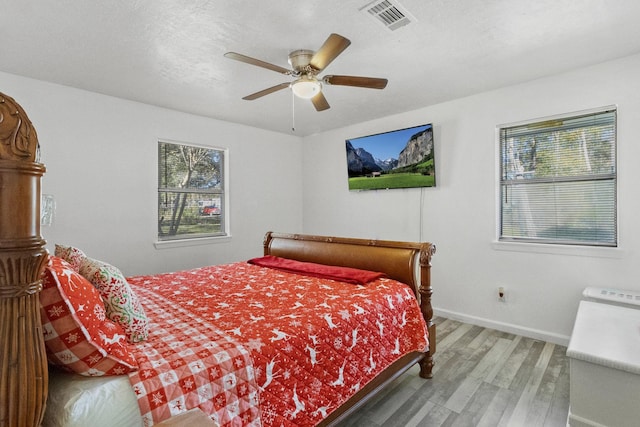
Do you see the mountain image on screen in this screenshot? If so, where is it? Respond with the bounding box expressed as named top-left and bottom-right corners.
top-left (345, 124), bottom-right (435, 191)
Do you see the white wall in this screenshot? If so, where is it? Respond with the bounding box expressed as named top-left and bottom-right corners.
top-left (302, 53), bottom-right (640, 344)
top-left (0, 72), bottom-right (304, 276)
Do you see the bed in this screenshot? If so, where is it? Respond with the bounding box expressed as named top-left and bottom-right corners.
top-left (0, 91), bottom-right (436, 427)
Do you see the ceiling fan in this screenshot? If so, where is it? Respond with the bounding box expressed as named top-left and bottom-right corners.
top-left (224, 33), bottom-right (388, 112)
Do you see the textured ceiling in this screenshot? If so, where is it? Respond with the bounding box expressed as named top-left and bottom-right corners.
top-left (2, 0), bottom-right (640, 136)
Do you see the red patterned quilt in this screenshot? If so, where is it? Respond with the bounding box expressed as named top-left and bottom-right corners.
top-left (127, 261), bottom-right (428, 426)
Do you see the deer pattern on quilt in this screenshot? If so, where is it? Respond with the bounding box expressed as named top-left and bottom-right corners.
top-left (126, 261), bottom-right (428, 427)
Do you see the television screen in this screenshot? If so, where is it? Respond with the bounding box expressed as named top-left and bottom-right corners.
top-left (345, 123), bottom-right (435, 191)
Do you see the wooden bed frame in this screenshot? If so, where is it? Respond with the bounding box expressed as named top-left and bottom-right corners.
top-left (0, 92), bottom-right (436, 427)
top-left (264, 231), bottom-right (436, 426)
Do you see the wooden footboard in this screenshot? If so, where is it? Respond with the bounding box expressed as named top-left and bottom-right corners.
top-left (263, 231), bottom-right (436, 424)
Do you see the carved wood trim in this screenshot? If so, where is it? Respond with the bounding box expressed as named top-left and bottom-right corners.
top-left (0, 93), bottom-right (40, 162)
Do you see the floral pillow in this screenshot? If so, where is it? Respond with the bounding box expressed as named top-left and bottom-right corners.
top-left (40, 256), bottom-right (138, 376)
top-left (79, 256), bottom-right (149, 343)
top-left (54, 244), bottom-right (87, 271)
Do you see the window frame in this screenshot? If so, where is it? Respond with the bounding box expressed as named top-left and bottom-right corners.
top-left (156, 139), bottom-right (229, 245)
top-left (496, 106), bottom-right (617, 248)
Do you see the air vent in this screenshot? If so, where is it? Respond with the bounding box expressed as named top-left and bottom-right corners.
top-left (361, 0), bottom-right (417, 31)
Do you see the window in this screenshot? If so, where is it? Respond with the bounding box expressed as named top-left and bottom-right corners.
top-left (158, 140), bottom-right (227, 241)
top-left (499, 108), bottom-right (616, 247)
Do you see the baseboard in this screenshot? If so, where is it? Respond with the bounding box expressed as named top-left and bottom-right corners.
top-left (567, 409), bottom-right (609, 427)
top-left (433, 308), bottom-right (571, 346)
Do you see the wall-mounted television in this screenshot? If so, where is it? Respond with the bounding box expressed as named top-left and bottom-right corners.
top-left (345, 123), bottom-right (435, 191)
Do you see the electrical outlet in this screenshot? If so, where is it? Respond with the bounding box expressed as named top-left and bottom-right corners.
top-left (498, 287), bottom-right (506, 302)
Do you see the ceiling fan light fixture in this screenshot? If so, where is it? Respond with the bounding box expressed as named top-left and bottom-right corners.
top-left (291, 77), bottom-right (322, 99)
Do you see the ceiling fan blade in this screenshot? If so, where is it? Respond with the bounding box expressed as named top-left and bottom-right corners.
top-left (224, 52), bottom-right (292, 75)
top-left (311, 91), bottom-right (330, 111)
top-left (309, 34), bottom-right (351, 71)
top-left (323, 75), bottom-right (388, 89)
top-left (242, 83), bottom-right (291, 100)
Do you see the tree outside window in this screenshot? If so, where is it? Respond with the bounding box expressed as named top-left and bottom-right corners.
top-left (158, 141), bottom-right (227, 241)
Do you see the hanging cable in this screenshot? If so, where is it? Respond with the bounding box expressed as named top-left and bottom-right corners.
top-left (419, 187), bottom-right (424, 242)
top-left (291, 90), bottom-right (296, 132)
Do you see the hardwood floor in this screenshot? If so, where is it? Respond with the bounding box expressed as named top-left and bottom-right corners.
top-left (336, 317), bottom-right (570, 427)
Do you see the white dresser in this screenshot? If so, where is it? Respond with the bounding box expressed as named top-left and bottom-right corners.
top-left (567, 298), bottom-right (640, 427)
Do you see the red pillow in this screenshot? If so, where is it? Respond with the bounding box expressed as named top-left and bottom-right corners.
top-left (247, 255), bottom-right (386, 285)
top-left (40, 256), bottom-right (138, 376)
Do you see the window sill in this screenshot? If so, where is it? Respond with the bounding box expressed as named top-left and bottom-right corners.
top-left (491, 240), bottom-right (625, 259)
top-left (154, 235), bottom-right (231, 250)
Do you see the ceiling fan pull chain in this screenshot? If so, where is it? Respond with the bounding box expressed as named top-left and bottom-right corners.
top-left (291, 90), bottom-right (296, 132)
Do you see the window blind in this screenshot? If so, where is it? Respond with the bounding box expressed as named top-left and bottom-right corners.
top-left (499, 109), bottom-right (616, 246)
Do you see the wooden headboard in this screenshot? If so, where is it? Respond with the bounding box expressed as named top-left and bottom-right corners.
top-left (263, 231), bottom-right (437, 377)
